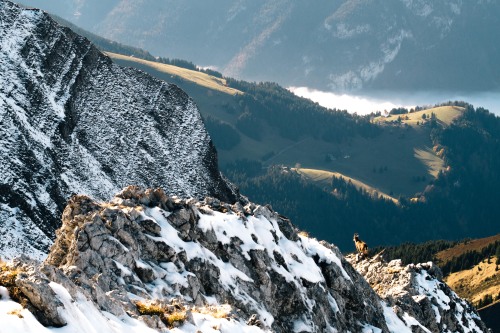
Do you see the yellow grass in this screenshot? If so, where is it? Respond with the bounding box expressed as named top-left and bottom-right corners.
top-left (298, 231), bottom-right (310, 238)
top-left (135, 301), bottom-right (164, 316)
top-left (413, 147), bottom-right (445, 178)
top-left (163, 310), bottom-right (187, 328)
top-left (0, 261), bottom-right (27, 306)
top-left (374, 106), bottom-right (464, 127)
top-left (444, 257), bottom-right (500, 307)
top-left (136, 300), bottom-right (231, 328)
top-left (105, 52), bottom-right (243, 96)
top-left (294, 168), bottom-right (398, 204)
top-left (194, 304), bottom-right (231, 319)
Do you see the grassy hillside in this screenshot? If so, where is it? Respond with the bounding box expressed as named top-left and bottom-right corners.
top-left (436, 234), bottom-right (500, 265)
top-left (441, 235), bottom-right (500, 319)
top-left (445, 257), bottom-right (500, 307)
top-left (265, 105), bottom-right (460, 197)
top-left (105, 52), bottom-right (242, 96)
top-left (54, 13), bottom-right (461, 199)
top-left (102, 47), bottom-right (459, 198)
top-left (374, 106), bottom-right (464, 127)
top-left (294, 168), bottom-right (398, 203)
top-left (108, 53), bottom-right (434, 195)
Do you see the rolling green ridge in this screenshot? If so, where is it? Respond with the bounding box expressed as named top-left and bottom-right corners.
top-left (52, 14), bottom-right (460, 200)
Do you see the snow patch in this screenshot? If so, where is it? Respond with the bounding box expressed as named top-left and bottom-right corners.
top-left (380, 302), bottom-right (412, 333)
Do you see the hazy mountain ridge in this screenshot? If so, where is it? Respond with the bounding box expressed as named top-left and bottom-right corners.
top-left (14, 0), bottom-right (500, 92)
top-left (0, 1), bottom-right (235, 260)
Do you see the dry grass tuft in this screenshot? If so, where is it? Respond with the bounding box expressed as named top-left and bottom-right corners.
top-left (0, 260), bottom-right (27, 306)
top-left (7, 309), bottom-right (24, 318)
top-left (298, 231), bottom-right (310, 238)
top-left (135, 300), bottom-right (233, 328)
top-left (135, 300), bottom-right (187, 328)
top-left (163, 310), bottom-right (188, 328)
top-left (194, 304), bottom-right (232, 319)
top-left (136, 301), bottom-right (164, 316)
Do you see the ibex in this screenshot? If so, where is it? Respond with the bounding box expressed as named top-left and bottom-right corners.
top-left (353, 233), bottom-right (369, 257)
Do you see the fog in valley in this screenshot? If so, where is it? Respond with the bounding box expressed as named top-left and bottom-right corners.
top-left (290, 87), bottom-right (500, 117)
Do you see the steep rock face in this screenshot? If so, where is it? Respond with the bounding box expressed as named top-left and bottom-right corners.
top-left (0, 1), bottom-right (236, 260)
top-left (347, 254), bottom-right (490, 333)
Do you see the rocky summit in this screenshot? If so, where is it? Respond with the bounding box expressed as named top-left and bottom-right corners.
top-left (347, 253), bottom-right (489, 333)
top-left (0, 186), bottom-right (491, 332)
top-left (0, 1), bottom-right (236, 260)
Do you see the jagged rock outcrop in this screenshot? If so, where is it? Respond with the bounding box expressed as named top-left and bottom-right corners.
top-left (347, 253), bottom-right (490, 333)
top-left (0, 1), bottom-right (236, 260)
top-left (0, 187), bottom-right (490, 332)
top-left (43, 186), bottom-right (390, 332)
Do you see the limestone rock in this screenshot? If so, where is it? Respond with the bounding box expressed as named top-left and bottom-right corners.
top-left (347, 254), bottom-right (490, 333)
top-left (1, 186), bottom-right (489, 332)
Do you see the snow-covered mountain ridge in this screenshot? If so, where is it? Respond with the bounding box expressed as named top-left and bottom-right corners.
top-left (0, 1), bottom-right (236, 260)
top-left (0, 186), bottom-right (490, 332)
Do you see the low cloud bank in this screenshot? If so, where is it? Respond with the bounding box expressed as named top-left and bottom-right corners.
top-left (289, 87), bottom-right (500, 116)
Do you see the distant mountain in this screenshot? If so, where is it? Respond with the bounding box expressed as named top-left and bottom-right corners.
top-left (0, 1), bottom-right (235, 260)
top-left (14, 0), bottom-right (500, 93)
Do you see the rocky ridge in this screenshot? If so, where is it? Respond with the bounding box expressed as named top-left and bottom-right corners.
top-left (347, 253), bottom-right (489, 333)
top-left (0, 1), bottom-right (236, 260)
top-left (0, 186), bottom-right (490, 332)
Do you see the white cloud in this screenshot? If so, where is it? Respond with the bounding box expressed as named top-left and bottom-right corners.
top-left (289, 87), bottom-right (414, 115)
top-left (289, 87), bottom-right (500, 117)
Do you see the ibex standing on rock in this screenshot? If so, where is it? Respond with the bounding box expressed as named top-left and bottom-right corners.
top-left (353, 233), bottom-right (369, 259)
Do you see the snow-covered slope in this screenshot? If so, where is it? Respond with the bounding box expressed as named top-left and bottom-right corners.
top-left (0, 1), bottom-right (236, 260)
top-left (0, 187), bottom-right (490, 332)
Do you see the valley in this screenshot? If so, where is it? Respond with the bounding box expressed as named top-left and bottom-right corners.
top-left (108, 51), bottom-right (458, 199)
top-left (101, 47), bottom-right (500, 258)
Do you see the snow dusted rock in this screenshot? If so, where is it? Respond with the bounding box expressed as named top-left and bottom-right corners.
top-left (0, 257), bottom-right (67, 327)
top-left (0, 187), bottom-right (491, 332)
top-left (347, 254), bottom-right (490, 333)
top-left (0, 0), bottom-right (236, 261)
top-left (42, 186), bottom-right (392, 332)
top-left (42, 187), bottom-right (385, 331)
